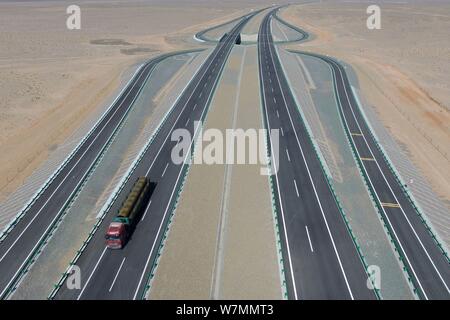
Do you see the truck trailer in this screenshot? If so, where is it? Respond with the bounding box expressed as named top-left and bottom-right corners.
top-left (105, 177), bottom-right (151, 249)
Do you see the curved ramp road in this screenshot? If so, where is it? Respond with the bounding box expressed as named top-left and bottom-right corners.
top-left (305, 52), bottom-right (449, 300)
top-left (53, 14), bottom-right (254, 300)
top-left (195, 8), bottom-right (266, 43)
top-left (0, 53), bottom-right (176, 299)
top-left (258, 9), bottom-right (376, 300)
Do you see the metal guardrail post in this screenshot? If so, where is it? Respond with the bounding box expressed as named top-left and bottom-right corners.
top-left (47, 49), bottom-right (205, 299)
top-left (275, 46), bottom-right (382, 299)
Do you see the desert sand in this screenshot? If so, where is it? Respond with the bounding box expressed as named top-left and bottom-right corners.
top-left (0, 0), bottom-right (279, 203)
top-left (281, 2), bottom-right (450, 208)
top-left (149, 44), bottom-right (282, 299)
top-left (149, 47), bottom-right (245, 299)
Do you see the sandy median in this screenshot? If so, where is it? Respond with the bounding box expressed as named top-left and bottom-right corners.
top-left (149, 43), bottom-right (281, 299)
top-left (220, 45), bottom-right (282, 299)
top-left (148, 46), bottom-right (243, 299)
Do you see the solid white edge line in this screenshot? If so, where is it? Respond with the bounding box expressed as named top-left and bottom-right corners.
top-left (132, 38), bottom-right (228, 231)
top-left (333, 60), bottom-right (449, 296)
top-left (95, 50), bottom-right (211, 220)
top-left (0, 62), bottom-right (157, 299)
top-left (259, 14), bottom-right (299, 300)
top-left (330, 61), bottom-right (427, 298)
top-left (0, 62), bottom-right (152, 264)
top-left (268, 15), bottom-right (355, 300)
top-left (49, 49), bottom-right (213, 300)
top-left (133, 27), bottom-right (241, 300)
top-left (0, 63), bottom-right (145, 242)
top-left (142, 31), bottom-right (231, 179)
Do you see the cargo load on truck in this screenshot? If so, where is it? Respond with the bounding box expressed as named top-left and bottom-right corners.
top-left (105, 177), bottom-right (151, 249)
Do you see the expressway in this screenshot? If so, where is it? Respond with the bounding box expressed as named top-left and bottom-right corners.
top-left (195, 7), bottom-right (266, 42)
top-left (303, 52), bottom-right (450, 300)
top-left (52, 14), bottom-right (254, 300)
top-left (0, 51), bottom-right (180, 299)
top-left (258, 9), bottom-right (376, 300)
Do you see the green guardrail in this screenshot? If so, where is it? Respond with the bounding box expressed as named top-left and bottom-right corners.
top-left (325, 60), bottom-right (419, 298)
top-left (294, 51), bottom-right (422, 298)
top-left (330, 63), bottom-right (421, 298)
top-left (325, 53), bottom-right (449, 294)
top-left (257, 47), bottom-right (289, 300)
top-left (350, 86), bottom-right (449, 262)
top-left (0, 62), bottom-right (149, 245)
top-left (2, 55), bottom-right (169, 300)
top-left (47, 49), bottom-right (205, 300)
top-left (140, 133), bottom-right (194, 299)
top-left (140, 39), bottom-right (238, 299)
top-left (274, 47), bottom-right (382, 300)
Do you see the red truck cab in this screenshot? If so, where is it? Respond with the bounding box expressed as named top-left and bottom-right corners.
top-left (105, 176), bottom-right (151, 249)
top-left (105, 222), bottom-right (126, 249)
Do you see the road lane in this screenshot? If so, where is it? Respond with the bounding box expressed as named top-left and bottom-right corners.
top-left (258, 9), bottom-right (376, 300)
top-left (0, 53), bottom-right (180, 299)
top-left (312, 53), bottom-right (450, 300)
top-left (53, 14), bottom-right (255, 300)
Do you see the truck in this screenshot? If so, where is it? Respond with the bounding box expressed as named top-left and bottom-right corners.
top-left (105, 176), bottom-right (151, 249)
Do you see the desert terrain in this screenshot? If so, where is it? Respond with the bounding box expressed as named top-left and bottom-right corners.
top-left (0, 0), bottom-right (448, 300)
top-left (281, 2), bottom-right (450, 208)
top-left (0, 0), bottom-right (279, 203)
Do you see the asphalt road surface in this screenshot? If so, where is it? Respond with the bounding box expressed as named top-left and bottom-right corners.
top-left (304, 52), bottom-right (450, 300)
top-left (52, 14), bottom-right (255, 300)
top-left (0, 51), bottom-right (184, 299)
top-left (258, 9), bottom-right (376, 300)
